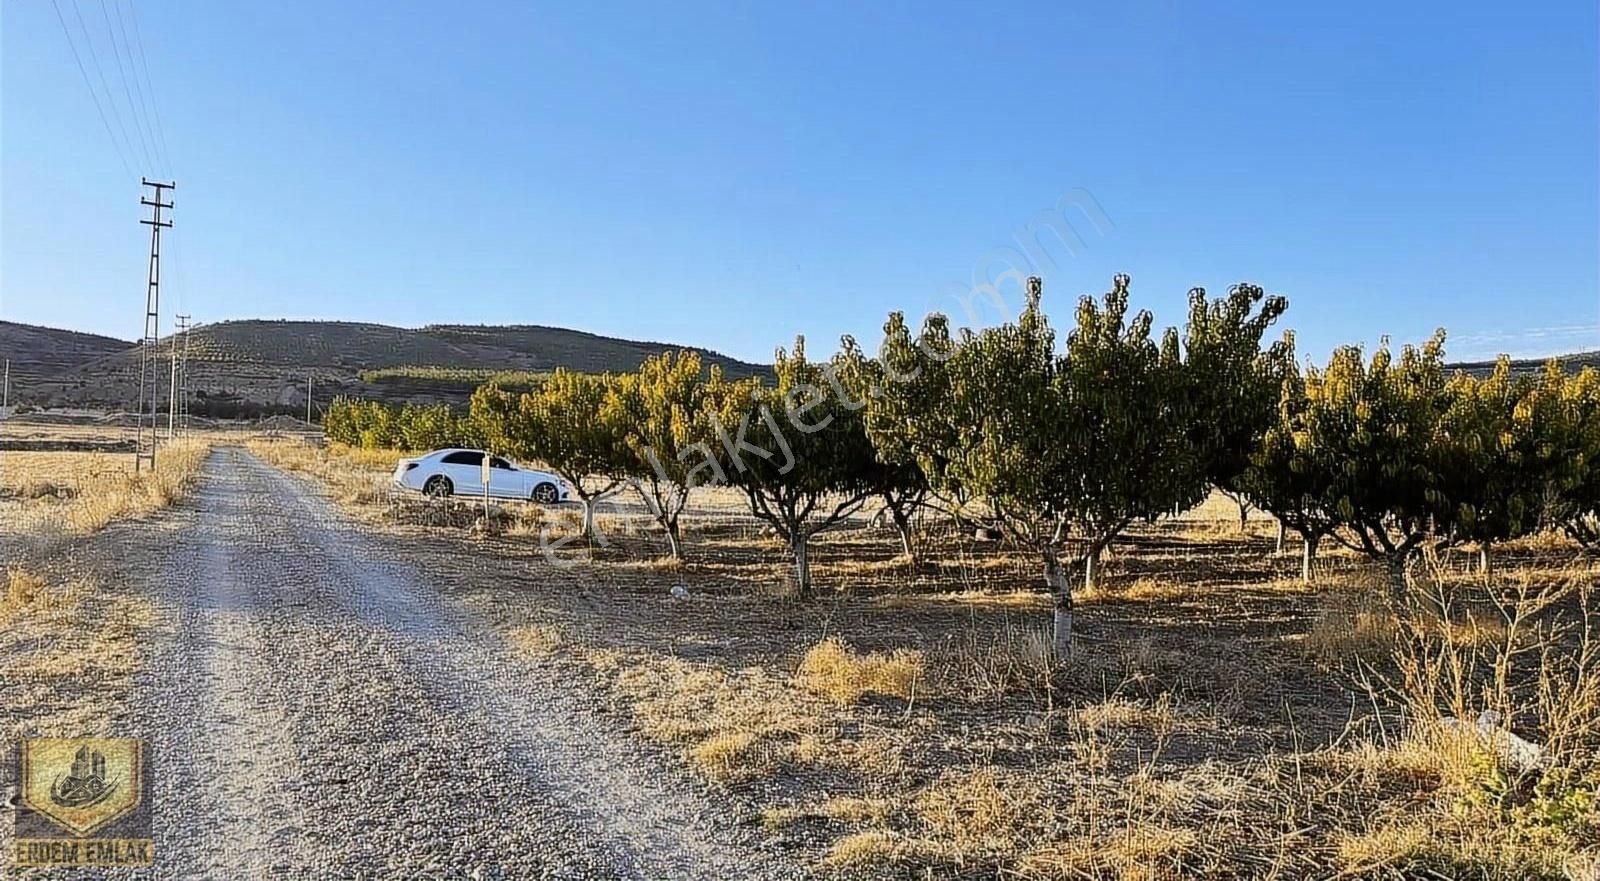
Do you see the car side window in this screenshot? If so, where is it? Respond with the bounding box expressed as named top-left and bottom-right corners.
top-left (440, 451), bottom-right (483, 466)
top-left (491, 457), bottom-right (513, 470)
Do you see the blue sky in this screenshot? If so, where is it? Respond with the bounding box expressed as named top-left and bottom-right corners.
top-left (3, 1), bottom-right (1596, 364)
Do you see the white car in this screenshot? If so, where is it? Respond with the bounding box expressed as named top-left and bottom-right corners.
top-left (391, 449), bottom-right (571, 504)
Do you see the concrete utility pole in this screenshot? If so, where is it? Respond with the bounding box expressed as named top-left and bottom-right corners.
top-left (2, 358), bottom-right (9, 417)
top-left (169, 314), bottom-right (190, 438)
top-left (306, 373), bottom-right (313, 424)
top-left (135, 178), bottom-right (174, 473)
top-left (177, 315), bottom-right (193, 432)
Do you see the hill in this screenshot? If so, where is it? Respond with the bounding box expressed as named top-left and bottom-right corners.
top-left (1446, 350), bottom-right (1600, 378)
top-left (4, 318), bottom-right (769, 415)
top-left (0, 321), bottom-right (130, 378)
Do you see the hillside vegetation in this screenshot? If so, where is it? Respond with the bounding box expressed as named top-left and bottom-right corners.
top-left (3, 318), bottom-right (769, 412)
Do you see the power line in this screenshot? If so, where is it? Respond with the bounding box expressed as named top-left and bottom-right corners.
top-left (101, 0), bottom-right (159, 174)
top-left (49, 0), bottom-right (134, 177)
top-left (68, 0), bottom-right (142, 174)
top-left (122, 0), bottom-right (172, 175)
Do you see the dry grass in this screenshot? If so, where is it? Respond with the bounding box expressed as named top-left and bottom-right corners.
top-left (246, 439), bottom-right (389, 510)
top-left (508, 623), bottom-right (566, 656)
top-left (590, 649), bottom-right (834, 782)
top-left (796, 637), bottom-right (925, 705)
top-left (1303, 590), bottom-right (1399, 663)
top-left (2, 576), bottom-right (158, 743)
top-left (1, 441), bottom-right (210, 538)
top-left (0, 568), bottom-right (76, 625)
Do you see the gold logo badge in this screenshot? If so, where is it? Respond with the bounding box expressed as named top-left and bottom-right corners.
top-left (14, 737), bottom-right (152, 867)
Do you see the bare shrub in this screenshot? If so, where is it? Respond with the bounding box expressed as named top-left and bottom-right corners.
top-left (944, 621), bottom-right (1057, 702)
top-left (1360, 557), bottom-right (1600, 871)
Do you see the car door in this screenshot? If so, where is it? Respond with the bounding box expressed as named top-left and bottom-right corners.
top-left (440, 450), bottom-right (484, 494)
top-left (487, 456), bottom-right (524, 498)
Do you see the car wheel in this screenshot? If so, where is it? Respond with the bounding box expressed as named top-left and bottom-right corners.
top-left (531, 482), bottom-right (559, 504)
top-left (423, 475), bottom-right (453, 498)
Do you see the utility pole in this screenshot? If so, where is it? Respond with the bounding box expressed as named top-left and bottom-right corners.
top-left (306, 372), bottom-right (313, 424)
top-left (178, 317), bottom-right (193, 432)
top-left (2, 358), bottom-right (9, 417)
top-left (168, 314), bottom-right (189, 439)
top-left (135, 178), bottom-right (174, 473)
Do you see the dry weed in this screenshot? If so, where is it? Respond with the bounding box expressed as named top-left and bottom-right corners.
top-left (796, 637), bottom-right (924, 705)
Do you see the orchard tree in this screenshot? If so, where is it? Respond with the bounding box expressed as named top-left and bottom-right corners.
top-left (601, 351), bottom-right (723, 559)
top-left (872, 275), bottom-right (1286, 657)
top-left (397, 402), bottom-right (476, 452)
top-left (1180, 283), bottom-right (1293, 494)
top-left (712, 338), bottom-right (882, 599)
top-left (1240, 355), bottom-right (1344, 582)
top-left (322, 396), bottom-right (360, 445)
top-left (832, 335), bottom-right (930, 561)
top-left (1276, 334), bottom-right (1453, 594)
top-left (1054, 275), bottom-right (1207, 590)
top-left (1538, 365), bottom-right (1600, 546)
top-left (1435, 359), bottom-right (1553, 575)
top-left (471, 369), bottom-right (630, 537)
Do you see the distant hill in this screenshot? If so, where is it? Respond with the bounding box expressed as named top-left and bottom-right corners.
top-left (2, 318), bottom-right (768, 416)
top-left (0, 321), bottom-right (130, 378)
top-left (7, 314), bottom-right (1595, 419)
top-left (1446, 350), bottom-right (1600, 378)
top-left (150, 319), bottom-right (770, 377)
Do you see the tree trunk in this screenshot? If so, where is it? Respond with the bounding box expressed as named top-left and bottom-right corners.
top-left (1385, 551), bottom-right (1410, 603)
top-left (1237, 498), bottom-right (1249, 531)
top-left (1275, 520), bottom-right (1287, 556)
top-left (791, 534), bottom-right (812, 599)
top-left (1043, 551), bottom-right (1073, 659)
top-left (579, 497), bottom-right (596, 539)
top-left (1301, 532), bottom-right (1319, 584)
top-left (891, 507), bottom-right (916, 563)
top-left (1083, 546), bottom-right (1101, 591)
top-left (664, 516), bottom-right (683, 560)
top-left (1479, 543), bottom-right (1491, 579)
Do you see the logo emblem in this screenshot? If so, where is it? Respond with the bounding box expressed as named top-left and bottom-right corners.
top-left (21, 738), bottom-right (142, 837)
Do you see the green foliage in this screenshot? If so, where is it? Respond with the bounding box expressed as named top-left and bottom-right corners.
top-left (1246, 333), bottom-right (1454, 564)
top-left (601, 351), bottom-right (724, 557)
top-left (867, 274), bottom-right (1287, 654)
top-left (1436, 359), bottom-right (1555, 546)
top-left (359, 366), bottom-right (554, 390)
top-left (1247, 344), bottom-right (1600, 567)
top-left (1545, 367), bottom-right (1600, 545)
top-left (471, 369), bottom-right (631, 533)
top-left (872, 274), bottom-right (1285, 564)
top-left (321, 397), bottom-right (477, 451)
top-left (1179, 283), bottom-right (1293, 491)
top-left (710, 338), bottom-right (885, 596)
top-left (832, 335), bottom-right (930, 558)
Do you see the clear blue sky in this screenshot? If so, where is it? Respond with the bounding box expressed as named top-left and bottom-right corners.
top-left (3, 1), bottom-right (1596, 364)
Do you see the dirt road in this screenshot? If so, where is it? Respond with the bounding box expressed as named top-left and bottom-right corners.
top-left (43, 448), bottom-right (804, 880)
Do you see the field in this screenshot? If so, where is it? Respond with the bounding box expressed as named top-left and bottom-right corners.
top-left (245, 437), bottom-right (1600, 879)
top-left (0, 426), bottom-right (210, 762)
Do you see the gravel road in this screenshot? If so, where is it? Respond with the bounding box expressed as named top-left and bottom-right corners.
top-left (42, 448), bottom-right (808, 880)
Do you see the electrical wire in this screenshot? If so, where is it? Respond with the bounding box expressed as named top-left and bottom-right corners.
top-left (100, 0), bottom-right (158, 174)
top-left (123, 0), bottom-right (173, 175)
top-left (67, 0), bottom-right (142, 175)
top-left (49, 0), bottom-right (135, 177)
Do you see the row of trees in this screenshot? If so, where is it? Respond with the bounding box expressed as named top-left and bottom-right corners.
top-left (323, 399), bottom-right (480, 452)
top-left (1242, 340), bottom-right (1600, 588)
top-left (323, 277), bottom-right (1600, 658)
